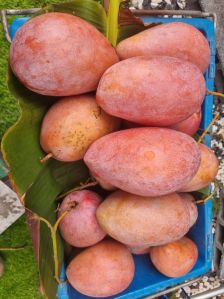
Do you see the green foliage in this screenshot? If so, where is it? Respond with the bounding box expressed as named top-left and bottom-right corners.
top-left (1, 69), bottom-right (53, 194)
top-left (44, 0), bottom-right (107, 35)
top-left (24, 159), bottom-right (89, 298)
top-left (0, 216), bottom-right (43, 299)
top-left (2, 68), bottom-right (90, 298)
top-left (0, 22), bottom-right (18, 141)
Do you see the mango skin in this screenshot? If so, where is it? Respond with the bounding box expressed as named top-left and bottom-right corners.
top-left (58, 190), bottom-right (106, 247)
top-left (84, 128), bottom-right (201, 197)
top-left (96, 191), bottom-right (192, 247)
top-left (179, 193), bottom-right (198, 227)
top-left (169, 110), bottom-right (202, 136)
top-left (40, 94), bottom-right (120, 162)
top-left (116, 22), bottom-right (210, 73)
top-left (96, 56), bottom-right (206, 126)
top-left (179, 143), bottom-right (219, 192)
top-left (10, 12), bottom-right (118, 96)
top-left (150, 237), bottom-right (198, 278)
top-left (128, 246), bottom-right (150, 255)
top-left (66, 240), bottom-right (135, 297)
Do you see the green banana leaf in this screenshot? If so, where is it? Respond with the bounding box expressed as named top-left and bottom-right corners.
top-left (42, 0), bottom-right (107, 36)
top-left (40, 0), bottom-right (147, 45)
top-left (2, 68), bottom-right (90, 299)
top-left (1, 1), bottom-right (152, 298)
top-left (1, 68), bottom-right (54, 196)
top-left (25, 159), bottom-right (89, 299)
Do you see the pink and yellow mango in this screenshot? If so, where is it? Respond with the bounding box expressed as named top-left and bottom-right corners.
top-left (150, 237), bottom-right (198, 278)
top-left (116, 22), bottom-right (210, 73)
top-left (84, 128), bottom-right (201, 197)
top-left (169, 110), bottom-right (202, 136)
top-left (10, 12), bottom-right (118, 96)
top-left (96, 56), bottom-right (206, 126)
top-left (180, 143), bottom-right (219, 192)
top-left (40, 95), bottom-right (120, 162)
top-left (179, 193), bottom-right (198, 227)
top-left (66, 240), bottom-right (135, 297)
top-left (96, 191), bottom-right (194, 247)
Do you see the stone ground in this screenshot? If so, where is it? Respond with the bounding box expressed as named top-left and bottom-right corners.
top-left (0, 181), bottom-right (24, 234)
top-left (199, 0), bottom-right (224, 76)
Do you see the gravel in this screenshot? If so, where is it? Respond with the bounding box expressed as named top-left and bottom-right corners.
top-left (131, 0), bottom-right (186, 9)
top-left (174, 97), bottom-right (224, 299)
top-left (176, 275), bottom-right (222, 297)
top-left (211, 98), bottom-right (224, 187)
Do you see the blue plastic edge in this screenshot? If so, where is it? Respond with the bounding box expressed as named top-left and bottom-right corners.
top-left (9, 16), bottom-right (215, 299)
top-left (9, 17), bottom-right (30, 39)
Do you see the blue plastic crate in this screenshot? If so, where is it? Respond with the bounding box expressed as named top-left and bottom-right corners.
top-left (9, 16), bottom-right (215, 299)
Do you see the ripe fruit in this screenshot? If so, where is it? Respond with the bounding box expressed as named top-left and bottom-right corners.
top-left (84, 128), bottom-right (201, 197)
top-left (66, 240), bottom-right (135, 297)
top-left (40, 95), bottom-right (120, 162)
top-left (96, 56), bottom-right (206, 126)
top-left (180, 143), bottom-right (219, 192)
top-left (169, 110), bottom-right (202, 136)
top-left (116, 22), bottom-right (210, 73)
top-left (58, 190), bottom-right (106, 247)
top-left (179, 193), bottom-right (198, 226)
top-left (10, 12), bottom-right (118, 96)
top-left (128, 246), bottom-right (150, 255)
top-left (150, 237), bottom-right (198, 277)
top-left (90, 171), bottom-right (116, 191)
top-left (96, 191), bottom-right (193, 247)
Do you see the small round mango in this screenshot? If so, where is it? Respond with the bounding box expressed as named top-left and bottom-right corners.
top-left (58, 190), bottom-right (106, 247)
top-left (150, 237), bottom-right (198, 278)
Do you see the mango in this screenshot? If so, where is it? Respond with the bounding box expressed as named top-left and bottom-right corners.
top-left (40, 95), bottom-right (120, 161)
top-left (84, 128), bottom-right (201, 196)
top-left (10, 12), bottom-right (118, 96)
top-left (96, 56), bottom-right (206, 126)
top-left (96, 191), bottom-right (193, 247)
top-left (66, 240), bottom-right (135, 297)
top-left (58, 190), bottom-right (106, 247)
top-left (180, 143), bottom-right (218, 192)
top-left (116, 22), bottom-right (210, 73)
top-left (150, 237), bottom-right (198, 277)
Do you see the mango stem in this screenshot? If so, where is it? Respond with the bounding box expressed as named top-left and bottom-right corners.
top-left (53, 204), bottom-right (76, 233)
top-left (197, 112), bottom-right (219, 144)
top-left (40, 152), bottom-right (53, 164)
top-left (207, 90), bottom-right (224, 98)
top-left (57, 180), bottom-right (98, 199)
top-left (195, 182), bottom-right (217, 204)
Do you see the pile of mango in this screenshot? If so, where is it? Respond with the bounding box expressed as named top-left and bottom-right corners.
top-left (10, 12), bottom-right (218, 298)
